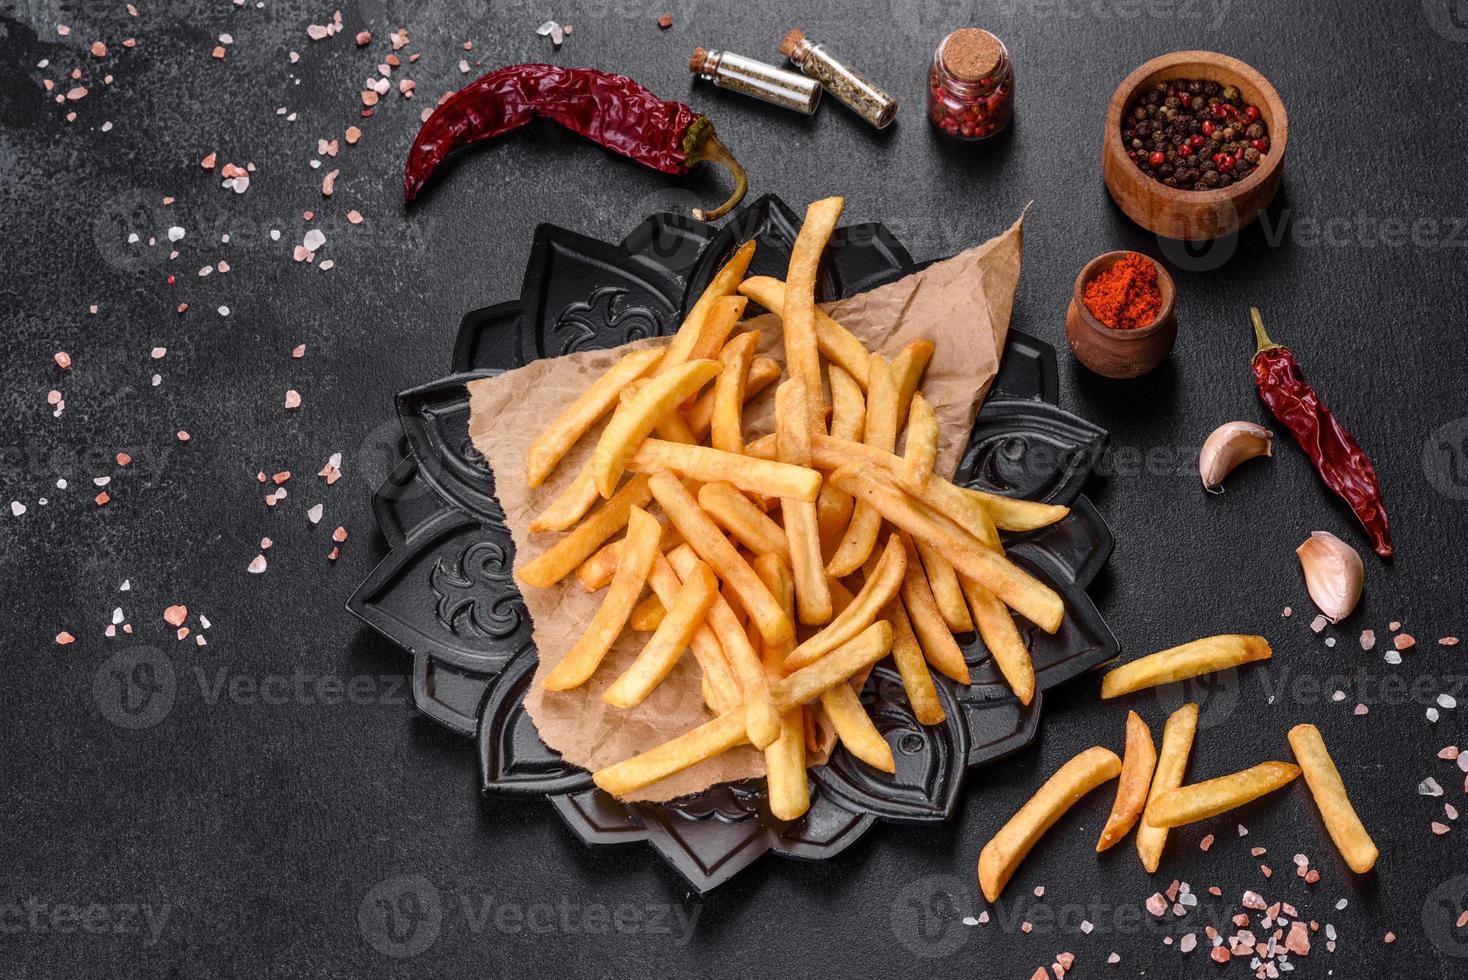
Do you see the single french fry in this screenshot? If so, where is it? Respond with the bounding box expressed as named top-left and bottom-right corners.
top-left (899, 535), bottom-right (971, 684)
top-left (518, 475), bottom-right (653, 589)
top-left (530, 470), bottom-right (604, 533)
top-left (916, 539), bottom-right (974, 633)
top-left (647, 552), bottom-right (740, 714)
top-left (686, 356), bottom-right (780, 438)
top-left (575, 522), bottom-right (682, 591)
top-left (977, 746), bottom-right (1122, 902)
top-left (774, 621), bottom-right (892, 710)
top-left (887, 599), bottom-right (945, 725)
top-left (959, 569), bottom-right (1035, 706)
top-left (744, 433), bottom-right (778, 461)
top-left (1288, 724), bottom-right (1379, 874)
top-left (752, 552), bottom-right (811, 820)
top-left (604, 561), bottom-right (719, 708)
top-left (698, 481), bottom-right (788, 559)
top-left (901, 392), bottom-right (938, 491)
top-left (784, 196), bottom-right (845, 431)
top-left (1101, 635), bottom-right (1273, 699)
top-left (709, 330), bottom-right (760, 453)
top-left (588, 359), bottom-right (720, 498)
top-left (629, 593), bottom-right (665, 631)
top-left (542, 507), bottom-right (661, 690)
top-left (687, 295), bottom-right (748, 365)
top-left (737, 276), bottom-right (871, 388)
top-left (775, 380), bottom-right (833, 626)
top-left (822, 682), bottom-right (895, 772)
top-left (890, 339), bottom-right (934, 424)
top-left (830, 464), bottom-right (1064, 633)
top-left (1145, 762), bottom-right (1302, 830)
top-left (526, 348), bottom-right (664, 488)
top-left (784, 533), bottom-right (906, 672)
top-left (1097, 711), bottom-right (1158, 852)
top-left (1137, 703), bottom-right (1198, 873)
top-left (817, 364), bottom-right (865, 555)
top-left (827, 353), bottom-right (898, 577)
top-left (629, 439), bottom-right (820, 503)
top-left (659, 239), bottom-right (756, 375)
top-left (964, 485), bottom-right (1070, 533)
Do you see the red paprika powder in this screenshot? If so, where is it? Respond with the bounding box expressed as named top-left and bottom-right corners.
top-left (1083, 253), bottom-right (1162, 330)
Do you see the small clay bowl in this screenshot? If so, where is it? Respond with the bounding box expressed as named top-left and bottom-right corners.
top-left (1066, 251), bottom-right (1177, 379)
top-left (1102, 51), bottom-right (1288, 240)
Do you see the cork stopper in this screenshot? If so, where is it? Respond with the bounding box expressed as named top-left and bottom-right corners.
top-left (779, 28), bottom-right (806, 58)
top-left (942, 28), bottom-right (1002, 82)
top-left (689, 47), bottom-right (711, 74)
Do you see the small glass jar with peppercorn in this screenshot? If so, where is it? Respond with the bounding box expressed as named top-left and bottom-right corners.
top-left (1122, 78), bottom-right (1271, 191)
top-left (927, 29), bottom-right (1014, 141)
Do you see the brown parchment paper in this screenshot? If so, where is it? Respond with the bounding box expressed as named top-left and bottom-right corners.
top-left (466, 211), bottom-right (1025, 802)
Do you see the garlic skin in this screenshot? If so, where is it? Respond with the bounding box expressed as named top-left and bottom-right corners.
top-left (1296, 531), bottom-right (1364, 622)
top-left (1200, 421), bottom-right (1274, 493)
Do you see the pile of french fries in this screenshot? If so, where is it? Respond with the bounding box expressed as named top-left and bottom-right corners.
top-left (513, 197), bottom-right (1071, 817)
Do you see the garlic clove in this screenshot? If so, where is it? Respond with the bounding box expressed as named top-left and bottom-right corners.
top-left (1200, 421), bottom-right (1274, 493)
top-left (1296, 531), bottom-right (1364, 622)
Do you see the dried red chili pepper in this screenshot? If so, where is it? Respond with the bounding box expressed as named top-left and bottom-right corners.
top-left (403, 63), bottom-right (748, 220)
top-left (1250, 308), bottom-right (1392, 557)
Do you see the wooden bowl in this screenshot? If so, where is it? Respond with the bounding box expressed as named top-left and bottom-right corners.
top-left (1102, 51), bottom-right (1287, 241)
top-left (1066, 251), bottom-right (1177, 379)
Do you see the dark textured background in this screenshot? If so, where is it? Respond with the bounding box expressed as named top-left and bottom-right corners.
top-left (4, 0), bottom-right (1468, 976)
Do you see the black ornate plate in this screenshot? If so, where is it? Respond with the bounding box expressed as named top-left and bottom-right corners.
top-left (347, 195), bottom-right (1117, 892)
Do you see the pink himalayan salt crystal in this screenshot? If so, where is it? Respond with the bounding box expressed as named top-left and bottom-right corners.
top-left (284, 389), bottom-right (302, 410)
top-left (1442, 636), bottom-right (1461, 646)
top-left (1360, 629), bottom-right (1375, 650)
top-left (1285, 921), bottom-right (1311, 955)
top-left (56, 631), bottom-right (75, 645)
top-left (247, 554), bottom-right (267, 574)
top-left (1200, 834), bottom-right (1214, 851)
top-left (1242, 890), bottom-right (1267, 910)
top-left (163, 605), bottom-right (187, 626)
top-left (54, 351), bottom-right (72, 369)
top-left (1145, 893), bottom-right (1167, 916)
top-left (1395, 633), bottom-right (1416, 651)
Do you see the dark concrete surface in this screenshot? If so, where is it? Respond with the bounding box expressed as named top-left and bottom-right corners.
top-left (3, 0), bottom-right (1468, 977)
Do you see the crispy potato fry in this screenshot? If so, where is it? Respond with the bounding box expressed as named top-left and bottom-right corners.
top-left (899, 535), bottom-right (971, 684)
top-left (774, 621), bottom-right (892, 710)
top-left (817, 365), bottom-right (864, 554)
top-left (822, 682), bottom-right (895, 772)
top-left (890, 340), bottom-right (934, 424)
top-left (775, 380), bottom-right (833, 625)
top-left (887, 598), bottom-right (945, 726)
top-left (1137, 703), bottom-right (1198, 873)
top-left (737, 276), bottom-right (873, 389)
top-left (958, 569), bottom-right (1035, 706)
top-left (827, 353), bottom-right (898, 577)
top-left (659, 240), bottom-right (756, 374)
top-left (630, 439), bottom-right (820, 503)
top-left (1097, 711), bottom-right (1158, 852)
top-left (526, 348), bottom-right (663, 488)
top-left (1145, 761), bottom-right (1301, 829)
top-left (604, 561), bottom-right (719, 708)
top-left (648, 552), bottom-right (739, 714)
top-left (619, 379), bottom-right (698, 447)
top-left (745, 433), bottom-right (778, 461)
top-left (1288, 724), bottom-right (1378, 874)
top-left (698, 481), bottom-right (789, 559)
top-left (575, 522), bottom-right (682, 592)
top-left (629, 593), bottom-right (665, 631)
top-left (900, 392), bottom-right (939, 491)
top-left (688, 295), bottom-right (748, 365)
top-left (784, 533), bottom-right (906, 672)
top-left (518, 475), bottom-right (653, 589)
top-left (963, 485), bottom-right (1070, 533)
top-left (686, 356), bottom-right (780, 438)
top-left (916, 539), bottom-right (973, 633)
top-left (978, 746), bottom-right (1122, 902)
top-left (830, 464), bottom-right (1065, 633)
top-left (542, 507), bottom-right (661, 690)
top-left (588, 359), bottom-right (720, 498)
top-left (1101, 635), bottom-right (1273, 699)
top-left (784, 196), bottom-right (845, 430)
top-left (709, 330), bottom-right (760, 453)
top-left (752, 552), bottom-right (811, 820)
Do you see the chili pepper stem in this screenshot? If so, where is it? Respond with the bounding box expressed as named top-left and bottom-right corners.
top-left (683, 119), bottom-right (748, 221)
top-left (1251, 307), bottom-right (1284, 354)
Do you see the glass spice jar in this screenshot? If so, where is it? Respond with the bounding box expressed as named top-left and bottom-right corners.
top-left (928, 29), bottom-right (1014, 141)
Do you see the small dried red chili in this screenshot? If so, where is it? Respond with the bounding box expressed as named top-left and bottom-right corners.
top-left (403, 63), bottom-right (748, 220)
top-left (1250, 308), bottom-right (1392, 557)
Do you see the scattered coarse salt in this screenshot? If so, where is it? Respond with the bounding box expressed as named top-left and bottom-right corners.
top-left (347, 210), bottom-right (363, 224)
top-left (56, 631), bottom-right (75, 645)
top-left (303, 228), bottom-right (326, 252)
top-left (1107, 953), bottom-right (1120, 965)
top-left (247, 554), bottom-right (267, 574)
top-left (1433, 821), bottom-right (1451, 835)
top-left (54, 351), bottom-right (73, 370)
top-left (307, 504), bottom-right (323, 524)
top-left (218, 305), bottom-right (230, 316)
top-left (1359, 629), bottom-right (1375, 650)
top-left (1146, 893), bottom-right (1167, 916)
top-left (345, 125), bottom-right (361, 144)
top-left (1384, 650), bottom-right (1402, 665)
top-left (10, 501), bottom-right (25, 517)
top-left (1384, 931), bottom-right (1396, 943)
top-left (1428, 707), bottom-right (1441, 723)
top-left (163, 605), bottom-right (188, 627)
top-left (1200, 834), bottom-right (1214, 852)
top-left (1390, 621), bottom-right (1401, 631)
top-left (332, 526), bottom-right (348, 543)
top-left (177, 430), bottom-right (191, 442)
top-left (1395, 633), bottom-right (1416, 651)
top-left (1180, 933), bottom-right (1197, 953)
top-left (1420, 777), bottom-right (1444, 797)
top-left (356, 30), bottom-right (371, 45)
top-left (284, 389), bottom-right (302, 410)
top-left (1282, 606), bottom-right (1292, 617)
top-left (1353, 703), bottom-right (1368, 715)
top-left (1442, 636), bottom-right (1461, 647)
top-left (292, 344), bottom-right (307, 358)
top-left (94, 491), bottom-right (110, 506)
top-left (1310, 614), bottom-right (1328, 634)
top-left (1440, 694), bottom-right (1458, 710)
top-left (151, 346), bottom-right (167, 358)
top-left (167, 226), bottom-right (185, 242)
top-left (1439, 746), bottom-right (1460, 760)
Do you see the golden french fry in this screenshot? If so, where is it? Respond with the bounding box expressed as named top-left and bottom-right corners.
top-left (518, 475), bottom-right (653, 589)
top-left (526, 348), bottom-right (663, 488)
top-left (916, 539), bottom-right (973, 633)
top-left (890, 339), bottom-right (934, 424)
top-left (575, 522), bottom-right (682, 592)
top-left (817, 365), bottom-right (865, 554)
top-left (827, 353), bottom-right (898, 577)
top-left (686, 356), bottom-right (780, 438)
top-left (737, 276), bottom-right (872, 389)
top-left (784, 533), bottom-right (906, 672)
top-left (588, 359), bottom-right (720, 498)
top-left (775, 380), bottom-right (833, 626)
top-left (1145, 762), bottom-right (1302, 829)
top-left (1137, 703), bottom-right (1198, 873)
top-left (629, 439), bottom-right (820, 503)
top-left (687, 295), bottom-right (748, 365)
top-left (822, 682), bottom-right (894, 772)
top-left (1288, 723), bottom-right (1378, 874)
top-left (530, 471), bottom-right (604, 534)
top-left (887, 599), bottom-right (945, 725)
top-left (752, 552), bottom-right (811, 820)
top-left (774, 621), bottom-right (892, 710)
top-left (964, 485), bottom-right (1069, 533)
top-left (901, 392), bottom-right (938, 491)
top-left (709, 330), bottom-right (760, 453)
top-left (978, 746), bottom-right (1122, 902)
top-left (542, 507), bottom-right (661, 690)
top-left (1097, 711), bottom-right (1158, 852)
top-left (629, 593), bottom-right (665, 632)
top-left (648, 552), bottom-right (740, 714)
top-left (899, 535), bottom-right (971, 684)
top-left (830, 464), bottom-right (1064, 633)
top-left (745, 433), bottom-right (778, 461)
top-left (659, 240), bottom-right (756, 374)
top-left (604, 561), bottom-right (719, 708)
top-left (959, 571), bottom-right (1034, 705)
top-left (1101, 635), bottom-right (1273, 699)
top-left (784, 196), bottom-right (845, 430)
top-left (698, 481), bottom-right (788, 559)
